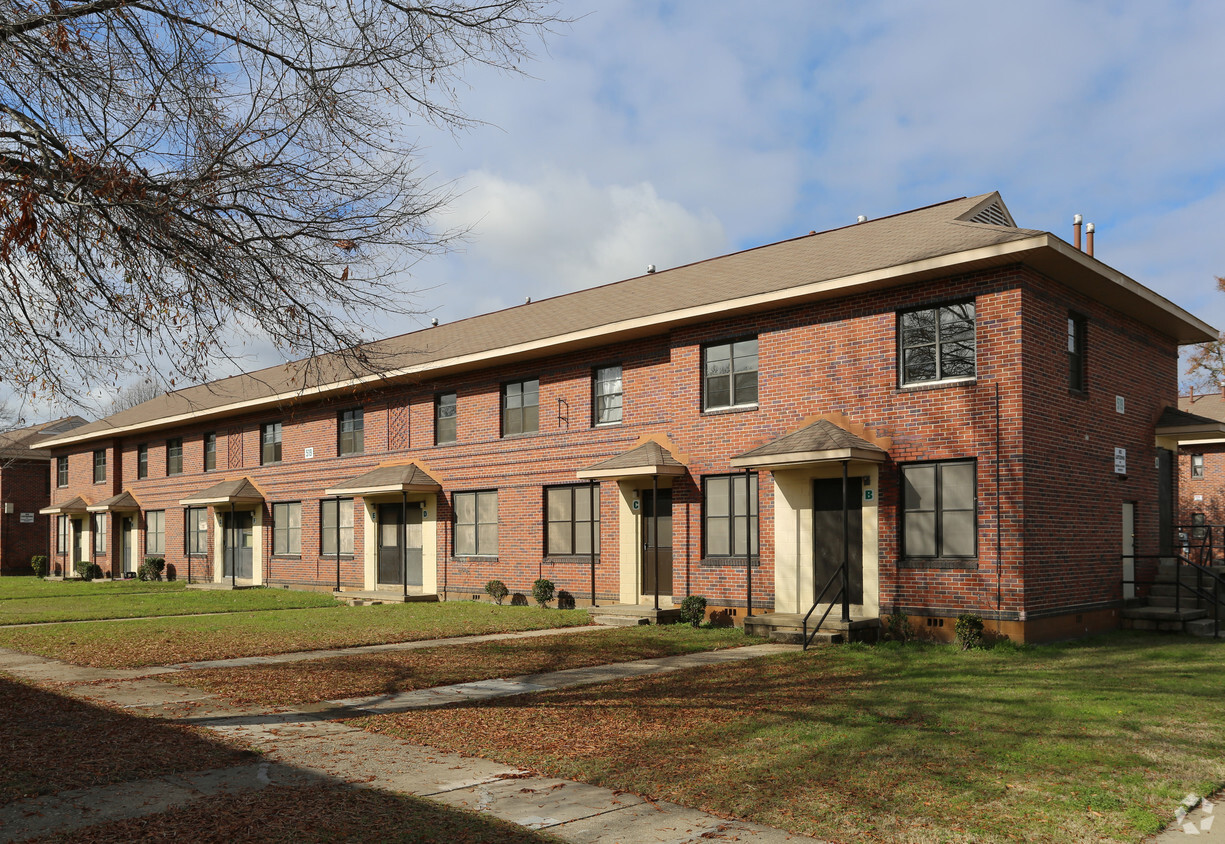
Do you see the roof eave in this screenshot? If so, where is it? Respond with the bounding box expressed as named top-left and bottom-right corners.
top-left (730, 446), bottom-right (888, 470)
top-left (576, 463), bottom-right (688, 480)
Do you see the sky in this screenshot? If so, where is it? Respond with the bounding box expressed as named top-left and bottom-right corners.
top-left (18, 0), bottom-right (1225, 419)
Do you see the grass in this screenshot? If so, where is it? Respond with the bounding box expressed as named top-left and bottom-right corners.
top-left (0, 580), bottom-right (338, 625)
top-left (0, 602), bottom-right (592, 668)
top-left (356, 632), bottom-right (1225, 843)
top-left (165, 625), bottom-right (757, 706)
top-left (0, 576), bottom-right (189, 600)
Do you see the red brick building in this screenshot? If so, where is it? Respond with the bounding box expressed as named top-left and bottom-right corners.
top-left (38, 193), bottom-right (1213, 640)
top-left (1171, 391), bottom-right (1225, 552)
top-left (0, 417), bottom-right (88, 574)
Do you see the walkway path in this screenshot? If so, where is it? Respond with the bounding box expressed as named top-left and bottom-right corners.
top-left (0, 635), bottom-right (820, 843)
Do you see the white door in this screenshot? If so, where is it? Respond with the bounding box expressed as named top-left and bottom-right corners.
top-left (1122, 502), bottom-right (1135, 600)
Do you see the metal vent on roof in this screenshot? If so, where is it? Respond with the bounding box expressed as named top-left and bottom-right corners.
top-left (968, 201), bottom-right (1011, 227)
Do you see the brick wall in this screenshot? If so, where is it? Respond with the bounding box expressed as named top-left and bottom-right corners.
top-left (0, 458), bottom-right (53, 573)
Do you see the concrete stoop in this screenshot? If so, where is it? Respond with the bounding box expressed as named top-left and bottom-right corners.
top-left (586, 603), bottom-right (683, 626)
top-left (1123, 562), bottom-right (1225, 637)
top-left (186, 581), bottom-right (245, 591)
top-left (744, 612), bottom-right (880, 645)
top-left (332, 589), bottom-right (439, 606)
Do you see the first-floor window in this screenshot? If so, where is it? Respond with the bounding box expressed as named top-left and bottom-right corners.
top-left (57, 515), bottom-right (69, 553)
top-left (546, 485), bottom-right (600, 556)
top-left (93, 514), bottom-right (107, 555)
top-left (145, 510), bottom-right (165, 555)
top-left (273, 502), bottom-right (302, 555)
top-left (901, 460), bottom-right (977, 558)
top-left (187, 507), bottom-right (209, 555)
top-left (703, 473), bottom-right (758, 557)
top-left (454, 490), bottom-right (498, 556)
top-left (320, 498), bottom-right (355, 556)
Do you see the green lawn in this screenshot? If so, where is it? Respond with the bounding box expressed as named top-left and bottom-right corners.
top-left (0, 579), bottom-right (338, 625)
top-left (0, 602), bottom-right (592, 667)
top-left (166, 625), bottom-right (757, 705)
top-left (357, 633), bottom-right (1225, 843)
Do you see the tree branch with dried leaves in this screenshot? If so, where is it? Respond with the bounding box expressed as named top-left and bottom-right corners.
top-left (1184, 276), bottom-right (1225, 392)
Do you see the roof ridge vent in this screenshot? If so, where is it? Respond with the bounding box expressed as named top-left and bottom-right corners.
top-left (967, 200), bottom-right (1011, 227)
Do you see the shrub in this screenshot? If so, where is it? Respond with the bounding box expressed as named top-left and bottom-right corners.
top-left (557, 589), bottom-right (575, 610)
top-left (74, 560), bottom-right (103, 581)
top-left (531, 578), bottom-right (555, 608)
top-left (30, 555), bottom-right (47, 578)
top-left (955, 613), bottom-right (985, 651)
top-left (510, 592), bottom-right (528, 607)
top-left (679, 595), bottom-right (707, 627)
top-left (484, 579), bottom-right (509, 605)
top-left (884, 610), bottom-right (913, 643)
top-left (139, 556), bottom-right (166, 582)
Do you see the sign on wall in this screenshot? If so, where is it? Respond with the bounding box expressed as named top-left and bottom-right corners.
top-left (19, 512), bottom-right (34, 523)
top-left (1114, 447), bottom-right (1127, 475)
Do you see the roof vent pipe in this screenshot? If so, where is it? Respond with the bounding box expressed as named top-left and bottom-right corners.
top-left (1219, 381), bottom-right (1225, 399)
top-left (1085, 223), bottom-right (1095, 257)
top-left (430, 318), bottom-right (438, 327)
top-left (646, 265), bottom-right (656, 274)
top-left (1073, 214), bottom-right (1082, 250)
top-left (856, 215), bottom-right (868, 223)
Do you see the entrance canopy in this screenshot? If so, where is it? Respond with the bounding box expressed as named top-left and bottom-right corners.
top-left (731, 419), bottom-right (888, 471)
top-left (39, 495), bottom-right (90, 516)
top-left (325, 462), bottom-right (441, 497)
top-left (86, 490), bottom-right (141, 513)
top-left (576, 440), bottom-right (687, 480)
top-left (1155, 406), bottom-right (1225, 445)
top-left (179, 477), bottom-right (264, 507)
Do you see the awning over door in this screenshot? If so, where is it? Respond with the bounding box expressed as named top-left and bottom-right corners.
top-left (39, 495), bottom-right (90, 516)
top-left (1155, 406), bottom-right (1225, 444)
top-left (86, 490), bottom-right (141, 512)
top-left (576, 440), bottom-right (687, 480)
top-left (731, 419), bottom-right (888, 470)
top-left (179, 478), bottom-right (264, 506)
top-left (325, 462), bottom-right (442, 497)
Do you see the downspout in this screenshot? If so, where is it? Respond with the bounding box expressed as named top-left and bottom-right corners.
top-left (182, 507), bottom-right (188, 583)
top-left (590, 479), bottom-right (598, 607)
top-left (652, 474), bottom-right (659, 611)
top-left (841, 460), bottom-right (850, 624)
top-left (229, 502), bottom-right (236, 588)
top-left (996, 381), bottom-right (1003, 635)
top-left (401, 491), bottom-right (408, 601)
top-left (745, 467), bottom-right (753, 618)
top-left (334, 496), bottom-right (342, 593)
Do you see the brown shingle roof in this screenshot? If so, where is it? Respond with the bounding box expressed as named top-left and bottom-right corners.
top-left (325, 463), bottom-right (442, 496)
top-left (731, 419), bottom-right (888, 469)
top-left (577, 441), bottom-right (686, 479)
top-left (0, 416), bottom-right (88, 460)
top-left (87, 491), bottom-right (141, 512)
top-left (178, 478), bottom-right (264, 506)
top-left (39, 495), bottom-right (90, 515)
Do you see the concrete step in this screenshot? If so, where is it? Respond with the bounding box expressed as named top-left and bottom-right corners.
top-left (332, 589), bottom-right (438, 605)
top-left (1121, 606), bottom-right (1208, 622)
top-left (767, 629), bottom-right (844, 646)
top-left (1185, 617), bottom-right (1225, 638)
top-left (589, 614), bottom-right (650, 627)
top-left (584, 604), bottom-right (682, 626)
top-left (743, 611), bottom-right (878, 644)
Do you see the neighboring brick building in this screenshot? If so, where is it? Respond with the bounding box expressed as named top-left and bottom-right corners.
top-left (1172, 391), bottom-right (1225, 552)
top-left (38, 193), bottom-right (1213, 641)
top-left (0, 417), bottom-right (88, 574)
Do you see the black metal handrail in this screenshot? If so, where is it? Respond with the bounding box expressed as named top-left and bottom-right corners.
top-left (1175, 523), bottom-right (1219, 568)
top-left (801, 567), bottom-right (845, 651)
top-left (1124, 552), bottom-right (1224, 638)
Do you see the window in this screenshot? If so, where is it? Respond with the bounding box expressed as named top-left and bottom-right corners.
top-left (56, 515), bottom-right (69, 553)
top-left (901, 461), bottom-right (977, 559)
top-left (145, 510), bottom-right (165, 555)
top-left (1191, 454), bottom-right (1206, 480)
top-left (93, 514), bottom-right (107, 556)
top-left (166, 438), bottom-right (183, 475)
top-left (204, 433), bottom-right (217, 471)
top-left (1068, 313), bottom-right (1087, 392)
top-left (338, 408), bottom-right (364, 456)
top-left (703, 474), bottom-right (759, 557)
top-left (502, 379), bottom-right (539, 436)
top-left (454, 490), bottom-right (498, 556)
top-left (93, 449), bottom-right (106, 483)
top-left (899, 302), bottom-right (976, 385)
top-left (261, 422), bottom-right (282, 465)
top-left (435, 392), bottom-right (457, 444)
top-left (320, 498), bottom-right (355, 556)
top-left (137, 444), bottom-right (148, 479)
top-left (56, 456), bottom-right (68, 488)
top-left (273, 502), bottom-right (302, 555)
top-left (593, 365), bottom-right (623, 425)
top-left (187, 507), bottom-right (209, 555)
top-left (703, 339), bottom-right (758, 410)
top-left (546, 485), bottom-right (600, 556)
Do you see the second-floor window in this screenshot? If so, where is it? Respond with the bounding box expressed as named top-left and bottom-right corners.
top-left (1192, 454), bottom-right (1206, 480)
top-left (899, 302), bottom-right (976, 385)
top-left (454, 490), bottom-right (498, 556)
top-left (1068, 314), bottom-right (1087, 392)
top-left (703, 339), bottom-right (758, 411)
top-left (145, 510), bottom-right (165, 555)
top-left (93, 449), bottom-right (106, 483)
top-left (204, 433), bottom-right (217, 471)
top-left (137, 444), bottom-right (148, 479)
top-left (56, 456), bottom-right (68, 488)
top-left (593, 365), bottom-right (623, 425)
top-left (273, 502), bottom-right (301, 555)
top-left (261, 422), bottom-right (282, 465)
top-left (187, 507), bottom-right (209, 554)
top-left (166, 438), bottom-right (183, 475)
top-left (502, 379), bottom-right (539, 436)
top-left (338, 408), bottom-right (364, 456)
top-left (436, 392), bottom-right (457, 444)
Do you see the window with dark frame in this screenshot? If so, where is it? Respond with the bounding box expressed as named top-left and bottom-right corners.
top-left (546, 485), bottom-right (600, 556)
top-left (593, 365), bottom-right (623, 426)
top-left (56, 515), bottom-right (69, 553)
top-left (454, 490), bottom-right (498, 556)
top-left (901, 460), bottom-right (977, 559)
top-left (273, 502), bottom-right (302, 555)
top-left (145, 510), bottom-right (165, 555)
top-left (261, 422), bottom-right (282, 465)
top-left (56, 455), bottom-right (68, 488)
top-left (320, 498), bottom-right (355, 556)
top-left (187, 507), bottom-right (209, 555)
top-left (502, 379), bottom-right (539, 436)
top-left (703, 338), bottom-right (758, 411)
top-left (166, 438), bottom-right (183, 475)
top-left (899, 302), bottom-right (976, 385)
top-left (137, 444), bottom-right (148, 479)
top-left (93, 449), bottom-right (106, 483)
top-left (702, 473), bottom-right (758, 557)
top-left (435, 392), bottom-right (457, 444)
top-left (204, 433), bottom-right (217, 471)
top-left (1191, 454), bottom-right (1205, 480)
top-left (1068, 313), bottom-right (1087, 392)
top-left (338, 408), bottom-right (364, 456)
top-left (93, 514), bottom-right (107, 555)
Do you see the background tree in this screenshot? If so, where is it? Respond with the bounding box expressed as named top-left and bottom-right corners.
top-left (1184, 276), bottom-right (1225, 392)
top-left (0, 0), bottom-right (560, 405)
top-left (107, 379), bottom-right (162, 413)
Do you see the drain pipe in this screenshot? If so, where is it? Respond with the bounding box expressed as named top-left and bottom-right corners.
top-left (841, 460), bottom-right (850, 624)
top-left (230, 502), bottom-right (236, 588)
top-left (745, 467), bottom-right (753, 619)
top-left (996, 382), bottom-right (1003, 635)
top-left (589, 480), bottom-right (598, 607)
top-left (652, 475), bottom-right (660, 611)
top-left (401, 491), bottom-right (408, 601)
top-left (334, 496), bottom-right (342, 593)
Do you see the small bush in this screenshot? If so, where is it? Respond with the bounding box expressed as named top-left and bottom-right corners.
top-left (484, 579), bottom-right (509, 605)
top-left (73, 560), bottom-right (103, 581)
top-left (679, 595), bottom-right (707, 627)
top-left (884, 610), bottom-right (913, 643)
top-left (510, 593), bottom-right (528, 607)
top-left (955, 613), bottom-right (985, 651)
top-left (30, 555), bottom-right (47, 578)
top-left (557, 589), bottom-right (576, 610)
top-left (139, 556), bottom-right (166, 582)
top-left (531, 578), bottom-right (555, 608)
